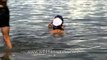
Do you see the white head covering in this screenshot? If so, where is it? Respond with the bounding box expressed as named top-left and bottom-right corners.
top-left (52, 18), bottom-right (62, 26)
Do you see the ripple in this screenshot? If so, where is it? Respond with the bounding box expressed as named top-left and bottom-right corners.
top-left (0, 0), bottom-right (106, 60)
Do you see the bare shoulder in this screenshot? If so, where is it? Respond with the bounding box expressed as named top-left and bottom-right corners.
top-left (50, 29), bottom-right (64, 37)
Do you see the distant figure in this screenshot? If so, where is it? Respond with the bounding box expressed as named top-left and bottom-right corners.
top-left (48, 15), bottom-right (64, 37)
top-left (0, 0), bottom-right (12, 49)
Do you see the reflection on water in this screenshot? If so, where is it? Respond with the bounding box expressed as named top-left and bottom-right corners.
top-left (0, 0), bottom-right (107, 60)
top-left (68, 0), bottom-right (107, 19)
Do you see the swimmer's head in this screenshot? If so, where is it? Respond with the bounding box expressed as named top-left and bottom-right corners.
top-left (54, 15), bottom-right (63, 21)
top-left (52, 15), bottom-right (64, 26)
top-left (52, 18), bottom-right (62, 26)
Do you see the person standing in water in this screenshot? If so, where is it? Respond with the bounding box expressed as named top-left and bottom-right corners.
top-left (0, 0), bottom-right (12, 49)
top-left (48, 15), bottom-right (64, 37)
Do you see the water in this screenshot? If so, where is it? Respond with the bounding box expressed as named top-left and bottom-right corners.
top-left (0, 0), bottom-right (107, 60)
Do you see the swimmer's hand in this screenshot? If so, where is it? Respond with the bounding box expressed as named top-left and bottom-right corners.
top-left (48, 23), bottom-right (53, 28)
top-left (61, 25), bottom-right (64, 29)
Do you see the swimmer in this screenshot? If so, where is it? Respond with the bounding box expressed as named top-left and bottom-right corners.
top-left (48, 15), bottom-right (64, 37)
top-left (0, 0), bottom-right (12, 49)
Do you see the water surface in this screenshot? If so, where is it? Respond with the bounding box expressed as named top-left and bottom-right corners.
top-left (0, 0), bottom-right (107, 60)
